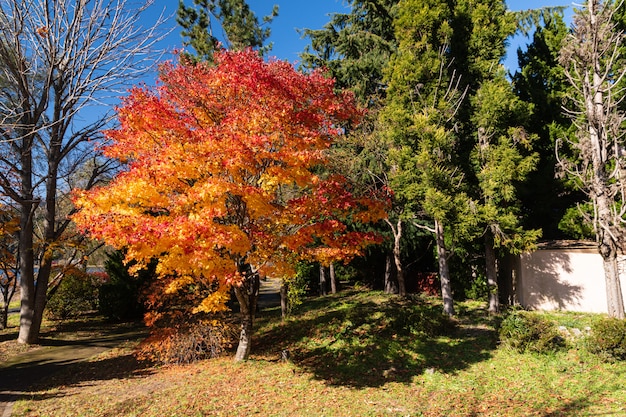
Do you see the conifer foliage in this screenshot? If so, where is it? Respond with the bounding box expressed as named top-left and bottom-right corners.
top-left (72, 50), bottom-right (387, 360)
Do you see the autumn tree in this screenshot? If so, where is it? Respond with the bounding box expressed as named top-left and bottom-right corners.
top-left (177, 0), bottom-right (278, 62)
top-left (558, 0), bottom-right (626, 318)
top-left (0, 206), bottom-right (19, 329)
top-left (73, 50), bottom-right (387, 361)
top-left (0, 0), bottom-right (165, 344)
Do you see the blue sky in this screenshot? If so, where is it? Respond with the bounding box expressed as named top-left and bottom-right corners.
top-left (149, 1), bottom-right (574, 72)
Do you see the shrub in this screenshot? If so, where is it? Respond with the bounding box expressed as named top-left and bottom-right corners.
top-left (47, 267), bottom-right (99, 319)
top-left (415, 272), bottom-right (441, 297)
top-left (586, 317), bottom-right (626, 362)
top-left (137, 320), bottom-right (237, 364)
top-left (391, 299), bottom-right (456, 337)
top-left (98, 250), bottom-right (154, 321)
top-left (283, 262), bottom-right (312, 315)
top-left (465, 274), bottom-right (489, 301)
top-left (499, 310), bottom-right (565, 354)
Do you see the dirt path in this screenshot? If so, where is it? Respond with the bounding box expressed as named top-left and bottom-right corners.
top-left (0, 323), bottom-right (148, 417)
top-left (0, 280), bottom-right (281, 416)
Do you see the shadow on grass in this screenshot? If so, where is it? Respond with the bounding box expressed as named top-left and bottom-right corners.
top-left (542, 397), bottom-right (593, 417)
top-left (254, 291), bottom-right (499, 388)
top-left (0, 329), bottom-right (17, 343)
top-left (0, 317), bottom-right (153, 406)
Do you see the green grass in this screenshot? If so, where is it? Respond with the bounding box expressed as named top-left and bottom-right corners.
top-left (10, 290), bottom-right (626, 416)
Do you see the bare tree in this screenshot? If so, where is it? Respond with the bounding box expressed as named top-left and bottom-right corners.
top-left (558, 0), bottom-right (626, 318)
top-left (0, 0), bottom-right (167, 343)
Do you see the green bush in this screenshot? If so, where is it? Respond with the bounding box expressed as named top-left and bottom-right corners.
top-left (586, 317), bottom-right (626, 362)
top-left (391, 299), bottom-right (456, 337)
top-left (98, 250), bottom-right (154, 321)
top-left (499, 310), bottom-right (565, 354)
top-left (47, 268), bottom-right (99, 319)
top-left (465, 275), bottom-right (489, 301)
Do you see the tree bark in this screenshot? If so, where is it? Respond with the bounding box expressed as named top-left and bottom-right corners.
top-left (233, 263), bottom-right (260, 361)
top-left (329, 262), bottom-right (337, 294)
top-left (17, 139), bottom-right (38, 343)
top-left (435, 219), bottom-right (455, 316)
top-left (560, 0), bottom-right (626, 319)
top-left (319, 264), bottom-right (327, 296)
top-left (384, 252), bottom-right (398, 294)
top-left (485, 232), bottom-right (499, 314)
top-left (597, 197), bottom-right (625, 318)
top-left (1, 303), bottom-right (7, 329)
top-left (280, 281), bottom-right (287, 319)
top-left (392, 219), bottom-right (406, 296)
top-left (601, 244), bottom-right (624, 318)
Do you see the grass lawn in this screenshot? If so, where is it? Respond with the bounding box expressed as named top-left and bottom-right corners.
top-left (6, 290), bottom-right (626, 417)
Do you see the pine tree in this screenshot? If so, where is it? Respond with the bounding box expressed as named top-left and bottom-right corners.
top-left (177, 0), bottom-right (278, 62)
top-left (300, 0), bottom-right (398, 105)
top-left (382, 0), bottom-right (539, 313)
top-left (511, 12), bottom-right (586, 240)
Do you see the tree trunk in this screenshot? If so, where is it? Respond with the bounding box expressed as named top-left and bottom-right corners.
top-left (601, 248), bottom-right (624, 318)
top-left (1, 278), bottom-right (16, 329)
top-left (435, 219), bottom-right (455, 316)
top-left (280, 281), bottom-right (287, 319)
top-left (19, 155), bottom-right (59, 343)
top-left (319, 264), bottom-right (327, 296)
top-left (1, 306), bottom-right (7, 329)
top-left (233, 263), bottom-right (260, 361)
top-left (588, 48), bottom-right (625, 318)
top-left (384, 252), bottom-right (398, 294)
top-left (571, 0), bottom-right (626, 319)
top-left (392, 219), bottom-right (406, 296)
top-left (597, 198), bottom-right (625, 318)
top-left (17, 151), bottom-right (38, 344)
top-left (485, 233), bottom-right (499, 314)
top-left (329, 262), bottom-right (337, 294)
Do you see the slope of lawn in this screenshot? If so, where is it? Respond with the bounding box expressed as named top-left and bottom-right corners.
top-left (10, 290), bottom-right (626, 417)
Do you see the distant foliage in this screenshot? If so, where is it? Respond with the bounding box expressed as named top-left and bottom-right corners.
top-left (284, 262), bottom-right (313, 314)
top-left (464, 275), bottom-right (489, 301)
top-left (137, 320), bottom-right (237, 364)
top-left (586, 318), bottom-right (626, 362)
top-left (499, 310), bottom-right (565, 354)
top-left (99, 250), bottom-right (153, 321)
top-left (47, 268), bottom-right (100, 319)
top-left (415, 272), bottom-right (440, 297)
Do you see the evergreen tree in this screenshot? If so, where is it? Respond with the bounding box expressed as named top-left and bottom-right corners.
top-left (300, 0), bottom-right (398, 106)
top-left (177, 0), bottom-right (278, 62)
top-left (511, 12), bottom-right (586, 240)
top-left (381, 0), bottom-right (473, 314)
top-left (382, 0), bottom-right (539, 313)
top-left (470, 72), bottom-right (541, 313)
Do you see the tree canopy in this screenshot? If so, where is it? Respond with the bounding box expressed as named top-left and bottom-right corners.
top-left (72, 49), bottom-right (388, 359)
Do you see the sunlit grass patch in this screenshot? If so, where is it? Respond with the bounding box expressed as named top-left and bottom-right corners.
top-left (9, 291), bottom-right (626, 416)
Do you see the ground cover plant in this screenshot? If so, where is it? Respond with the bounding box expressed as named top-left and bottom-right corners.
top-left (3, 290), bottom-right (625, 416)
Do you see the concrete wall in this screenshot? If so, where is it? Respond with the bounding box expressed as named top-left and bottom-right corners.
top-left (515, 242), bottom-right (626, 314)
